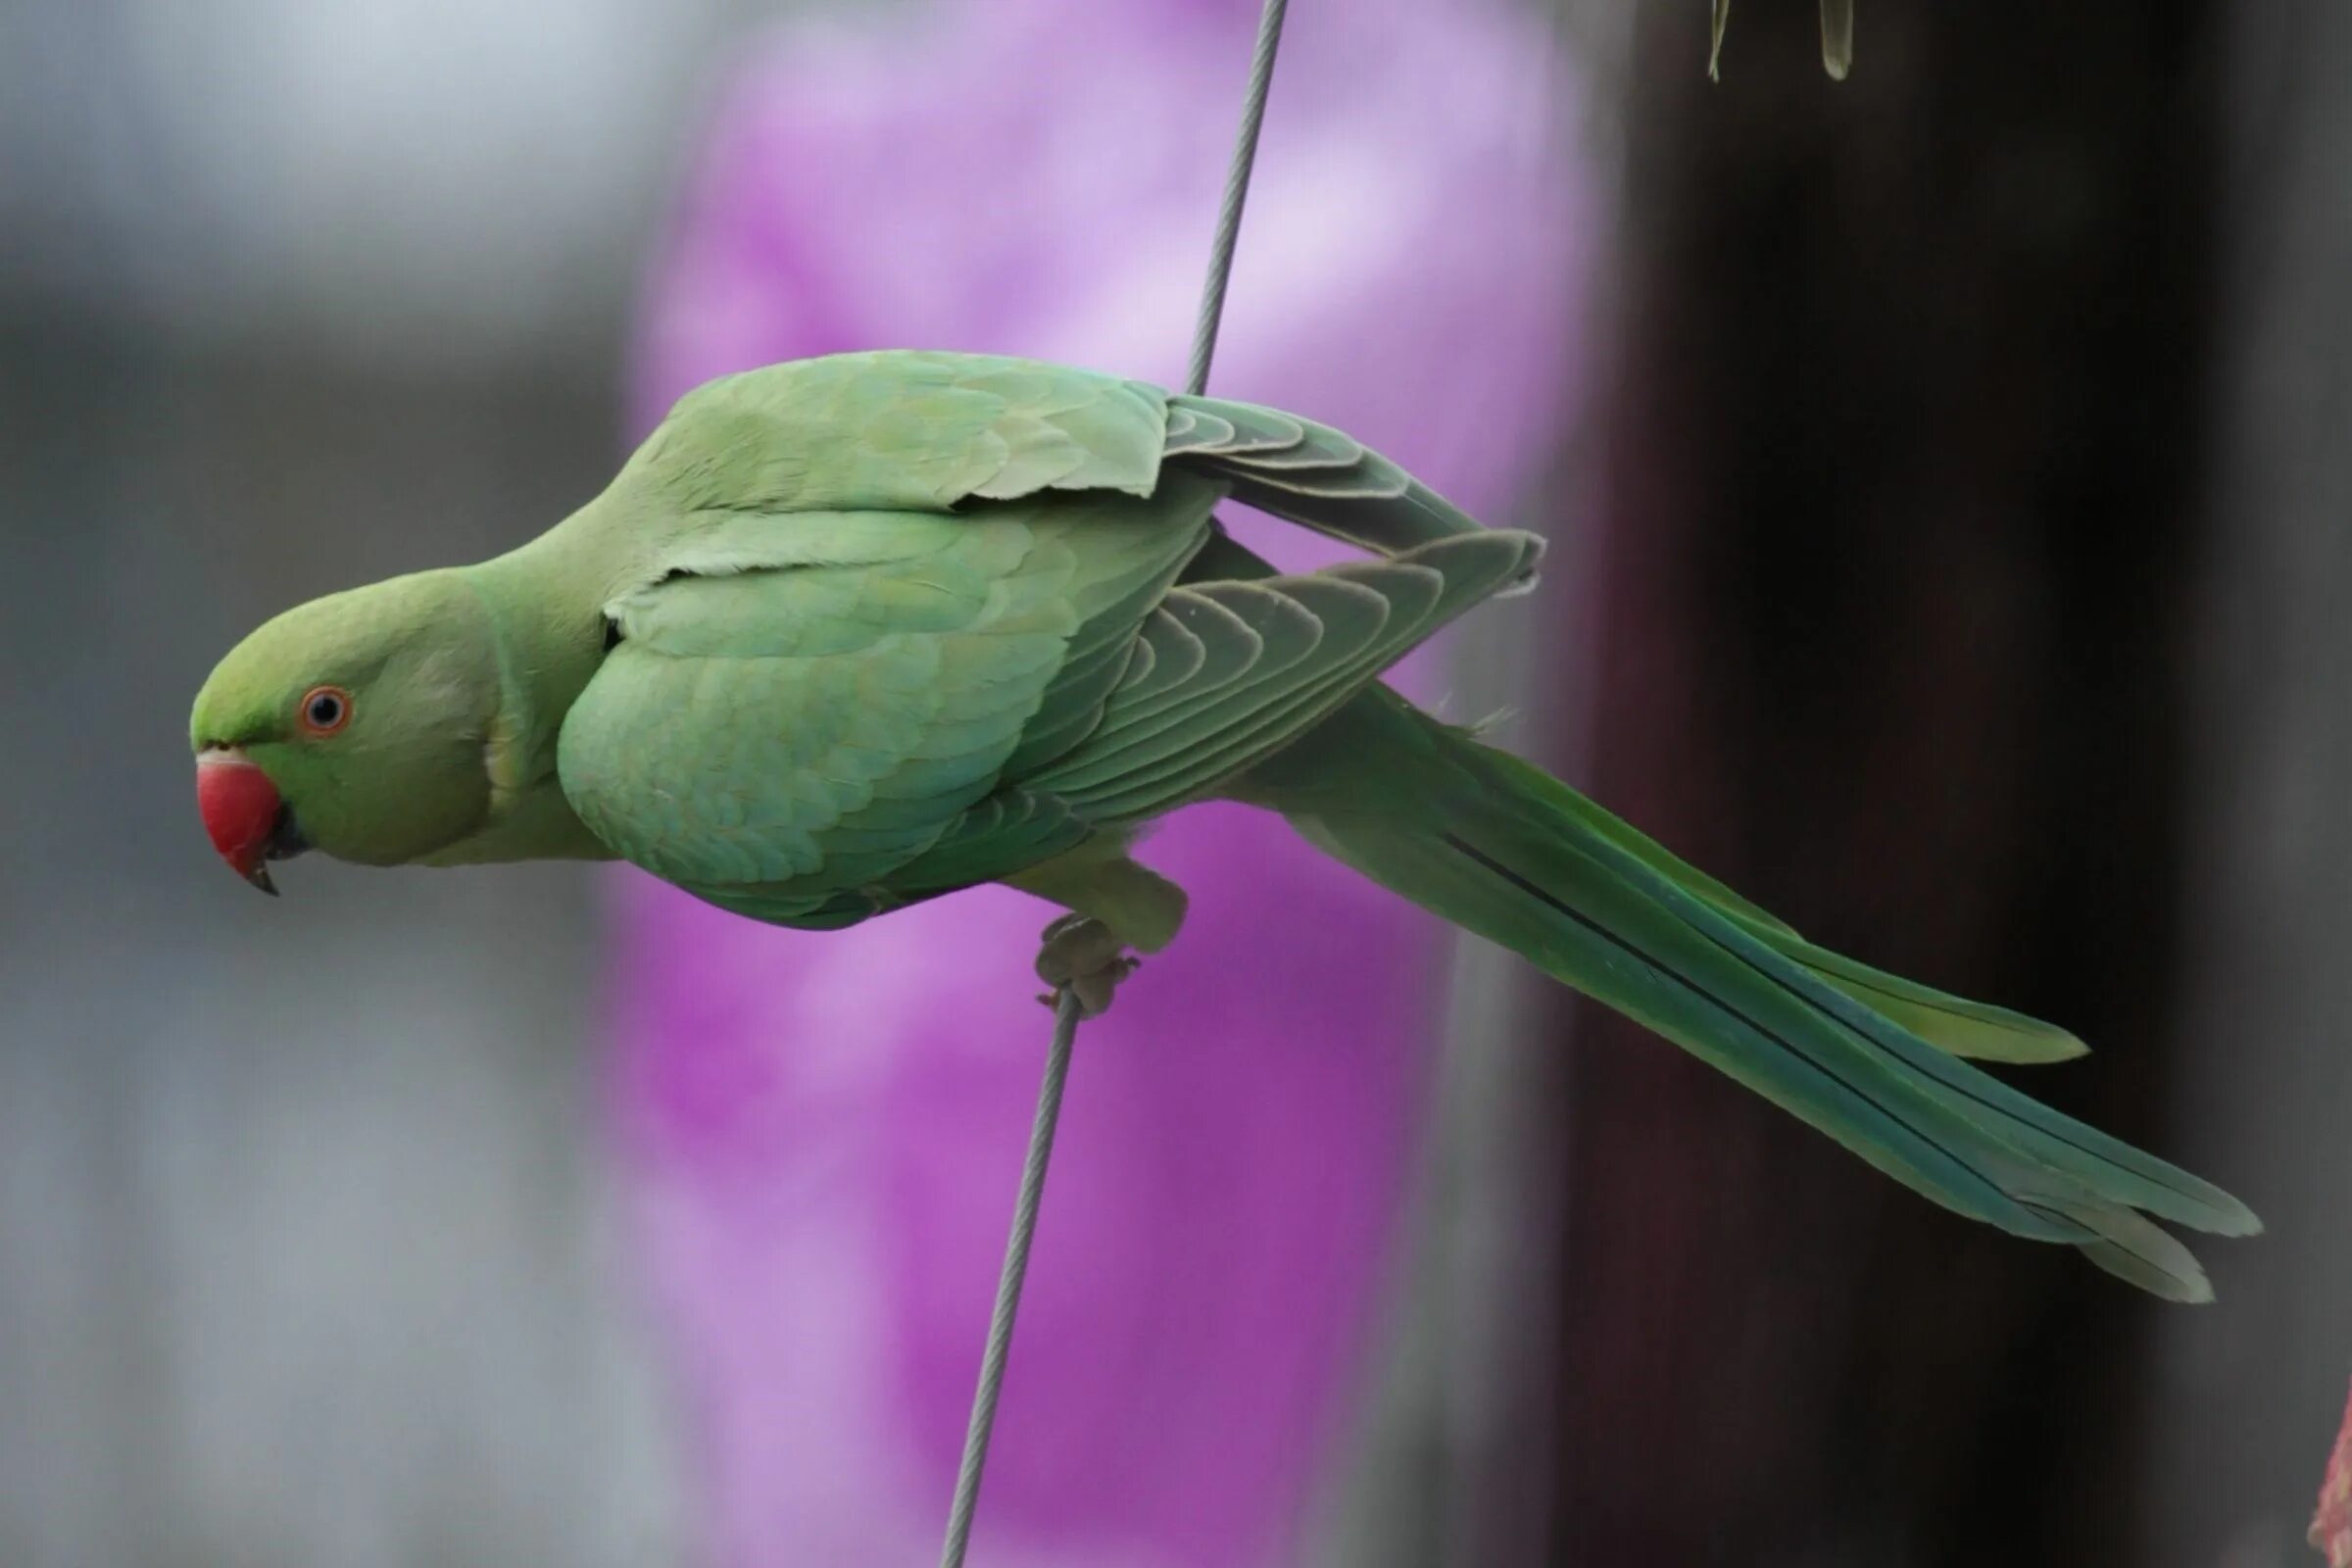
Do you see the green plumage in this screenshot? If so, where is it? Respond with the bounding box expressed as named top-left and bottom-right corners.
top-left (189, 349), bottom-right (2257, 1299)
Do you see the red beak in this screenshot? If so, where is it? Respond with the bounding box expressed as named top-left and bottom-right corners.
top-left (196, 751), bottom-right (285, 895)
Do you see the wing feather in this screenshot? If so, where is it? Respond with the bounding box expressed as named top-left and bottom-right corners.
top-left (558, 484), bottom-right (1213, 905)
top-left (1026, 531), bottom-right (1544, 822)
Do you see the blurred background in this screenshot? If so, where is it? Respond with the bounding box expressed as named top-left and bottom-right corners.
top-left (4, 0), bottom-right (2348, 1564)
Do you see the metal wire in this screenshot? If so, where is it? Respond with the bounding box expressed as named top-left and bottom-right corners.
top-left (938, 989), bottom-right (1081, 1568)
top-left (1186, 0), bottom-right (1291, 397)
top-left (939, 5), bottom-right (1291, 1562)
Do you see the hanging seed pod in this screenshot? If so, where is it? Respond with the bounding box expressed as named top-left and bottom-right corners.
top-left (1820, 0), bottom-right (1854, 79)
top-left (1706, 0), bottom-right (1853, 81)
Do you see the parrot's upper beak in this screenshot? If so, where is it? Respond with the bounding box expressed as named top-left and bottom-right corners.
top-left (195, 749), bottom-right (306, 895)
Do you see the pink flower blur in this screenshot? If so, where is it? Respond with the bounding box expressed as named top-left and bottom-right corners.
top-left (613, 1), bottom-right (1592, 1562)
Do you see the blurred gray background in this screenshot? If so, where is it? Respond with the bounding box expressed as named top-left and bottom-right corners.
top-left (1, 0), bottom-right (768, 1560)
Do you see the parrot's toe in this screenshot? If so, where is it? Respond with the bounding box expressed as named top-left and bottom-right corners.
top-left (1034, 914), bottom-right (1138, 1018)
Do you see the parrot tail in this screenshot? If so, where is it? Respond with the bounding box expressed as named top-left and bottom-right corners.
top-left (1236, 687), bottom-right (2260, 1301)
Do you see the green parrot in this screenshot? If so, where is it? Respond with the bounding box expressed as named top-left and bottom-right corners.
top-left (191, 349), bottom-right (2255, 1299)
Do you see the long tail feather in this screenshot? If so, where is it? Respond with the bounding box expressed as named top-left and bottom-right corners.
top-left (1238, 690), bottom-right (2258, 1300)
top-left (1474, 749), bottom-right (2089, 1065)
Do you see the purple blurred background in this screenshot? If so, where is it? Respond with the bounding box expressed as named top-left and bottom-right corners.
top-left (616, 2), bottom-right (1586, 1560)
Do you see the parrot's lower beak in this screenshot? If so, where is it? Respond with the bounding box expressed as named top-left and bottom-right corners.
top-left (195, 749), bottom-right (307, 895)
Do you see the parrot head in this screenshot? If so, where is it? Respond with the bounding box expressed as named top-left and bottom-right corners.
top-left (189, 570), bottom-right (502, 892)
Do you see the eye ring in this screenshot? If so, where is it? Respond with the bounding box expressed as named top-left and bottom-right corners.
top-left (298, 685), bottom-right (353, 736)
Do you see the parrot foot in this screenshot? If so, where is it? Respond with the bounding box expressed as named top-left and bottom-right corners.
top-left (1033, 914), bottom-right (1138, 1019)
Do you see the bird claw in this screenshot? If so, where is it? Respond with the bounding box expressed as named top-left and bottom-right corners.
top-left (1034, 914), bottom-right (1138, 1018)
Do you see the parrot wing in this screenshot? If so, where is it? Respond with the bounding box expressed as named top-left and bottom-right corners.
top-left (1161, 392), bottom-right (1516, 561)
top-left (1019, 529), bottom-right (1543, 824)
top-left (555, 480), bottom-right (1215, 914)
top-left (624, 351), bottom-right (1172, 521)
top-left (560, 352), bottom-right (1546, 920)
top-left (627, 352), bottom-right (1525, 566)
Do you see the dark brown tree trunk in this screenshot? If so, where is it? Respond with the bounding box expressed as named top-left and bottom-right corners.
top-left (1547, 5), bottom-right (2218, 1562)
top-left (2152, 4), bottom-right (2352, 1560)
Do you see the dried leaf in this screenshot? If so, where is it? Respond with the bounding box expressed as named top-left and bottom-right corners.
top-left (1710, 0), bottom-right (1852, 82)
top-left (1820, 0), bottom-right (1854, 79)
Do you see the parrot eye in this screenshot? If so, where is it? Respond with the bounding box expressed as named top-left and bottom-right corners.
top-left (298, 685), bottom-right (352, 736)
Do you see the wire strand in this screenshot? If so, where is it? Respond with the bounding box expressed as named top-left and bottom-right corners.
top-left (938, 989), bottom-right (1081, 1568)
top-left (1187, 0), bottom-right (1291, 397)
top-left (940, 6), bottom-right (1291, 1562)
